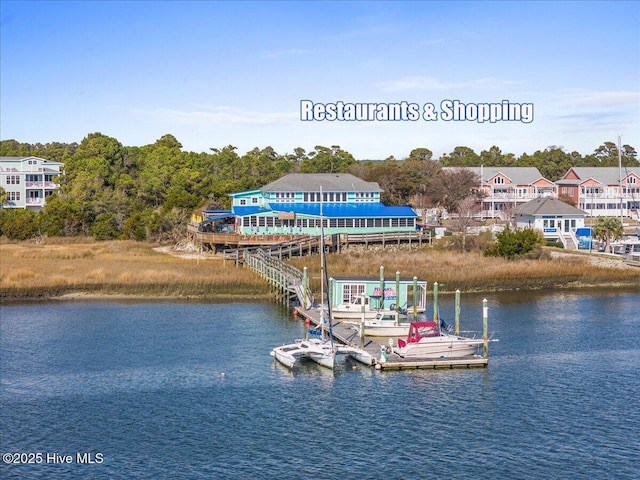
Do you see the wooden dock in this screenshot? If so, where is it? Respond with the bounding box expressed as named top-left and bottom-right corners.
top-left (294, 306), bottom-right (380, 366)
top-left (294, 306), bottom-right (489, 370)
top-left (375, 355), bottom-right (488, 371)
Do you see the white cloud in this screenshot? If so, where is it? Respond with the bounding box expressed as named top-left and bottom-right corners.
top-left (556, 89), bottom-right (640, 108)
top-left (134, 105), bottom-right (298, 126)
top-left (377, 76), bottom-right (525, 92)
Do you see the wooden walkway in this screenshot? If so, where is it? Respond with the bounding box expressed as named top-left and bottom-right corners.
top-left (188, 224), bottom-right (432, 262)
top-left (244, 249), bottom-right (314, 308)
top-left (294, 306), bottom-right (489, 370)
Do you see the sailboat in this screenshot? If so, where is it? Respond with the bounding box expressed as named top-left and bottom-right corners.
top-left (271, 186), bottom-right (337, 369)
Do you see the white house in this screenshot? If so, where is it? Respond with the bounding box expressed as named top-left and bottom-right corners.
top-left (512, 197), bottom-right (588, 249)
top-left (0, 156), bottom-right (63, 211)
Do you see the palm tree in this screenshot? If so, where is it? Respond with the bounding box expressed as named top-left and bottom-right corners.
top-left (592, 217), bottom-right (624, 253)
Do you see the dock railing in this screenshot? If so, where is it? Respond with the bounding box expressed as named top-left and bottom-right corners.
top-left (244, 248), bottom-right (314, 308)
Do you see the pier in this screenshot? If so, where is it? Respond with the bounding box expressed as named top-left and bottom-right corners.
top-left (293, 301), bottom-right (490, 370)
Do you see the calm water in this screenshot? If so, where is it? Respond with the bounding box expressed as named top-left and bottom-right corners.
top-left (1, 292), bottom-right (638, 479)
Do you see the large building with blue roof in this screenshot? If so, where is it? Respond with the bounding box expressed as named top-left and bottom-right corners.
top-left (228, 173), bottom-right (418, 235)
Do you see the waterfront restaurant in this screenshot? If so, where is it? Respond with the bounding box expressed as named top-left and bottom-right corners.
top-left (227, 173), bottom-right (419, 235)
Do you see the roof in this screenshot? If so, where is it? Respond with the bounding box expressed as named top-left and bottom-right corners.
top-left (444, 166), bottom-right (546, 184)
top-left (267, 202), bottom-right (417, 218)
top-left (559, 167), bottom-right (640, 185)
top-left (513, 197), bottom-right (587, 216)
top-left (331, 276), bottom-right (426, 283)
top-left (233, 202), bottom-right (416, 218)
top-left (0, 156), bottom-right (64, 165)
top-left (260, 173), bottom-right (381, 193)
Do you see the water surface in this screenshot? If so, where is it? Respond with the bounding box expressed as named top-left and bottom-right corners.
top-left (1, 293), bottom-right (638, 479)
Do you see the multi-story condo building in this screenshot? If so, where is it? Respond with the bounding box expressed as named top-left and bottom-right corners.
top-left (556, 167), bottom-right (640, 220)
top-left (0, 156), bottom-right (63, 211)
top-left (445, 166), bottom-right (556, 220)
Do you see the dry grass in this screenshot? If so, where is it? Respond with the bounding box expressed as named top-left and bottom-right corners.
top-left (0, 240), bottom-right (269, 299)
top-left (288, 246), bottom-right (640, 294)
top-left (1, 240), bottom-right (638, 300)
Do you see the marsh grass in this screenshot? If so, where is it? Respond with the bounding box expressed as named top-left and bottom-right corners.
top-left (1, 240), bottom-right (638, 300)
top-left (0, 241), bottom-right (268, 299)
top-left (288, 246), bottom-right (640, 294)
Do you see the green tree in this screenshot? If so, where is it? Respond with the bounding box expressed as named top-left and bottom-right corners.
top-left (300, 145), bottom-right (356, 173)
top-left (91, 213), bottom-right (119, 240)
top-left (439, 146), bottom-right (480, 166)
top-left (484, 226), bottom-right (544, 259)
top-left (408, 147), bottom-right (433, 162)
top-left (0, 209), bottom-right (40, 240)
top-left (592, 217), bottom-right (624, 253)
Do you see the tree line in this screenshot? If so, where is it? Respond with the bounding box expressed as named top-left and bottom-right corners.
top-left (0, 133), bottom-right (637, 241)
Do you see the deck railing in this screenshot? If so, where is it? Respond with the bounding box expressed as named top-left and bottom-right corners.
top-left (244, 248), bottom-right (313, 308)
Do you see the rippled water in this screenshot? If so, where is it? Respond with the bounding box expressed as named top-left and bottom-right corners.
top-left (1, 292), bottom-right (638, 479)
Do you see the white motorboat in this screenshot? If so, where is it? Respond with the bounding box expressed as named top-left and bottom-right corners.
top-left (342, 311), bottom-right (411, 337)
top-left (332, 293), bottom-right (425, 320)
top-left (331, 293), bottom-right (379, 320)
top-left (393, 321), bottom-right (485, 359)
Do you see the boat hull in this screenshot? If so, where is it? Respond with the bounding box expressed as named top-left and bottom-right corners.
top-left (364, 324), bottom-right (411, 337)
top-left (394, 337), bottom-right (483, 359)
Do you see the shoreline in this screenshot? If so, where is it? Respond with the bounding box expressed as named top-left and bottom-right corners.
top-left (1, 240), bottom-right (639, 302)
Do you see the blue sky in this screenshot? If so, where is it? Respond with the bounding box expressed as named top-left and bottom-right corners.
top-left (1, 1), bottom-right (638, 159)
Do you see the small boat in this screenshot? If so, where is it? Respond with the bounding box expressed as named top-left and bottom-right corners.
top-left (342, 311), bottom-right (411, 337)
top-left (331, 293), bottom-right (399, 320)
top-left (393, 321), bottom-right (485, 359)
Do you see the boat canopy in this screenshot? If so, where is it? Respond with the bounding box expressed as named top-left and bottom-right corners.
top-left (406, 322), bottom-right (440, 343)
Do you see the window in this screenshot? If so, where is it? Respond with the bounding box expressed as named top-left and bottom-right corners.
top-left (494, 177), bottom-right (505, 184)
top-left (251, 197), bottom-right (258, 204)
top-left (342, 284), bottom-right (365, 303)
top-left (240, 199), bottom-right (247, 205)
top-left (6, 175), bottom-right (20, 185)
top-left (9, 192), bottom-right (20, 201)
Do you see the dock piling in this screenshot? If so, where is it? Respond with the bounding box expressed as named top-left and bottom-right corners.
top-left (483, 298), bottom-right (489, 359)
top-left (455, 289), bottom-right (460, 335)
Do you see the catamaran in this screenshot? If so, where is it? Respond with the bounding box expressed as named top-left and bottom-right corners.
top-left (270, 186), bottom-right (338, 369)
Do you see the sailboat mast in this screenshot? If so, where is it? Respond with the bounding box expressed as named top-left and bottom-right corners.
top-left (618, 135), bottom-right (624, 225)
top-left (319, 185), bottom-right (334, 348)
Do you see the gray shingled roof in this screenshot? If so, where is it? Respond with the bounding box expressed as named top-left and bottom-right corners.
top-left (513, 197), bottom-right (587, 216)
top-left (443, 166), bottom-right (546, 184)
top-left (561, 167), bottom-right (640, 185)
top-left (260, 173), bottom-right (381, 192)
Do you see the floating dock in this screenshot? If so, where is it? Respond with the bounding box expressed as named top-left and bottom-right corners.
top-left (375, 355), bottom-right (488, 371)
top-left (294, 306), bottom-right (489, 370)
